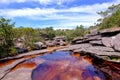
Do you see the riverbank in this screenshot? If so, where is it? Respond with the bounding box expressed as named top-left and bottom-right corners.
top-left (0, 45), bottom-right (120, 80)
top-left (1, 28), bottom-right (120, 80)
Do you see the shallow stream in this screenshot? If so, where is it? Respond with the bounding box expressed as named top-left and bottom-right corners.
top-left (31, 51), bottom-right (106, 80)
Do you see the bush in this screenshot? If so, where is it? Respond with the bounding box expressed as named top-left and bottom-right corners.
top-left (0, 46), bottom-right (8, 58)
top-left (9, 46), bottom-right (17, 56)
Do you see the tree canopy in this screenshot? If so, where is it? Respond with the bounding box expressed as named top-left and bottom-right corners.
top-left (97, 4), bottom-right (120, 30)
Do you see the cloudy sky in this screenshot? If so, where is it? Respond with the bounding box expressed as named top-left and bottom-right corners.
top-left (0, 0), bottom-right (120, 29)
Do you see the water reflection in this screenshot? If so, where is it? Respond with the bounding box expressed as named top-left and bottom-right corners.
top-left (31, 51), bottom-right (106, 80)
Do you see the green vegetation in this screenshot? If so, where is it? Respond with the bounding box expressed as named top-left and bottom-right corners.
top-left (97, 4), bottom-right (120, 30)
top-left (0, 4), bottom-right (120, 58)
top-left (0, 17), bottom-right (16, 58)
top-left (0, 17), bottom-right (88, 58)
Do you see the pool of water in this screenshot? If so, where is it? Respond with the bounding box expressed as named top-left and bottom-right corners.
top-left (31, 51), bottom-right (106, 80)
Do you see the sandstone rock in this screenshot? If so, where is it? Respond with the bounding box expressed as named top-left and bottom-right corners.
top-left (90, 28), bottom-right (98, 35)
top-left (45, 40), bottom-right (55, 47)
top-left (58, 44), bottom-right (91, 51)
top-left (0, 59), bottom-right (26, 79)
top-left (41, 45), bottom-right (47, 49)
top-left (102, 37), bottom-right (112, 47)
top-left (73, 46), bottom-right (115, 53)
top-left (112, 33), bottom-right (120, 51)
top-left (72, 35), bottom-right (101, 44)
top-left (100, 27), bottom-right (120, 34)
top-left (89, 40), bottom-right (103, 45)
top-left (85, 35), bottom-right (101, 41)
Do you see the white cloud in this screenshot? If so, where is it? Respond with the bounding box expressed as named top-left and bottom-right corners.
top-left (37, 0), bottom-right (52, 5)
top-left (0, 0), bottom-right (120, 28)
top-left (37, 0), bottom-right (74, 5)
top-left (0, 0), bottom-right (74, 5)
top-left (0, 8), bottom-right (57, 18)
top-left (0, 0), bottom-right (27, 4)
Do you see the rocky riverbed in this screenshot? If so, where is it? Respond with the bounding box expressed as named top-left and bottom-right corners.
top-left (0, 46), bottom-right (120, 80)
top-left (1, 28), bottom-right (120, 80)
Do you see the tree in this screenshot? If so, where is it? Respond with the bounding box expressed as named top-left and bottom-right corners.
top-left (0, 17), bottom-right (15, 47)
top-left (0, 17), bottom-right (16, 58)
top-left (74, 25), bottom-right (85, 37)
top-left (97, 4), bottom-right (120, 30)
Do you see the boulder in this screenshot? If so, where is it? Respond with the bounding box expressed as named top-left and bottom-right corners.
top-left (16, 47), bottom-right (28, 53)
top-left (45, 40), bottom-right (55, 47)
top-left (34, 42), bottom-right (43, 47)
top-left (41, 45), bottom-right (47, 49)
top-left (112, 33), bottom-right (120, 51)
top-left (102, 37), bottom-right (112, 47)
top-left (33, 42), bottom-right (44, 50)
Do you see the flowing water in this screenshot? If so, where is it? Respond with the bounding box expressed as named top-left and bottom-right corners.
top-left (30, 51), bottom-right (106, 80)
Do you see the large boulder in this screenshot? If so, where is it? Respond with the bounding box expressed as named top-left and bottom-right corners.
top-left (33, 42), bottom-right (44, 50)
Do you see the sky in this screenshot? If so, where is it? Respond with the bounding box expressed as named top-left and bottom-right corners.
top-left (0, 0), bottom-right (120, 29)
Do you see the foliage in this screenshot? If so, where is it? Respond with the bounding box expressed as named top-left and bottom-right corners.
top-left (0, 46), bottom-right (8, 58)
top-left (0, 17), bottom-right (16, 58)
top-left (97, 4), bottom-right (120, 30)
top-left (9, 46), bottom-right (17, 56)
top-left (0, 17), bottom-right (15, 46)
top-left (0, 19), bottom-right (95, 58)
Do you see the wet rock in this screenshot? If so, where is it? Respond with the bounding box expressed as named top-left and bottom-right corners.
top-left (0, 59), bottom-right (26, 79)
top-left (1, 68), bottom-right (32, 80)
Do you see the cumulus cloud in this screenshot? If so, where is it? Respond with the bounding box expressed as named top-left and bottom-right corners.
top-left (0, 0), bottom-right (74, 5)
top-left (0, 0), bottom-right (27, 4)
top-left (0, 0), bottom-right (120, 28)
top-left (37, 0), bottom-right (74, 5)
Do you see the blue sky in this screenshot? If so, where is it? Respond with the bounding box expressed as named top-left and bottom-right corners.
top-left (0, 0), bottom-right (120, 29)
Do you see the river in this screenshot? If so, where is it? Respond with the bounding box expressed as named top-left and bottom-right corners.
top-left (31, 51), bottom-right (106, 80)
top-left (1, 51), bottom-right (120, 80)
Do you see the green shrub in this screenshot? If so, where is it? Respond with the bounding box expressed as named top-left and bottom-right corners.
top-left (9, 46), bottom-right (17, 56)
top-left (0, 46), bottom-right (8, 58)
